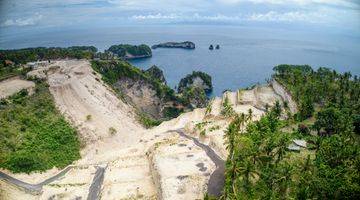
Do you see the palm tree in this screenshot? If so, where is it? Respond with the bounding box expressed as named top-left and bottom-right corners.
top-left (277, 162), bottom-right (294, 199)
top-left (240, 160), bottom-right (257, 190)
top-left (275, 134), bottom-right (289, 164)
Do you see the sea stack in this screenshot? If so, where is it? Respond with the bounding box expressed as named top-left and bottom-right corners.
top-left (209, 45), bottom-right (214, 50)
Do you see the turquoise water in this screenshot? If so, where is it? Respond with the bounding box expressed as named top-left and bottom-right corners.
top-left (1, 25), bottom-right (359, 96)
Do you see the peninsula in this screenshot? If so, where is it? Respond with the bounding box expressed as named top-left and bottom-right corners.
top-left (151, 41), bottom-right (195, 49)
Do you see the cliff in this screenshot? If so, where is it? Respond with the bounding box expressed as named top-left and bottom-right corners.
top-left (178, 71), bottom-right (213, 94)
top-left (151, 41), bottom-right (195, 49)
top-left (91, 60), bottom-right (184, 122)
top-left (144, 65), bottom-right (167, 84)
top-left (271, 79), bottom-right (298, 113)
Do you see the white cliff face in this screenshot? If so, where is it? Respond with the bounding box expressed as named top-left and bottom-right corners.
top-left (271, 79), bottom-right (298, 113)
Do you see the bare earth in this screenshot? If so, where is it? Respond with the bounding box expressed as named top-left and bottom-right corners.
top-left (0, 59), bottom-right (295, 200)
top-left (0, 77), bottom-right (35, 99)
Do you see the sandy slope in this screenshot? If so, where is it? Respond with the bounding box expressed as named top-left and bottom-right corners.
top-left (46, 60), bottom-right (144, 154)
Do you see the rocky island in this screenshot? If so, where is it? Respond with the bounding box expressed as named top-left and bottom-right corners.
top-left (151, 41), bottom-right (195, 49)
top-left (106, 44), bottom-right (152, 59)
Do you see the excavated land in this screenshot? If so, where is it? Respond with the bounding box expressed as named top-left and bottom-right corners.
top-left (0, 76), bottom-right (35, 99)
top-left (0, 59), bottom-right (296, 200)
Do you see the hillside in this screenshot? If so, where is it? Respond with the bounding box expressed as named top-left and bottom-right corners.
top-left (0, 59), bottom-right (358, 200)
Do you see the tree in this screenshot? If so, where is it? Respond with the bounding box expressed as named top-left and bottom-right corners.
top-left (313, 107), bottom-right (346, 135)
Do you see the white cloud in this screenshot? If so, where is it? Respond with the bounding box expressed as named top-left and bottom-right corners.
top-left (130, 11), bottom-right (332, 23)
top-left (1, 13), bottom-right (43, 27)
top-left (130, 13), bottom-right (242, 21)
top-left (246, 10), bottom-right (327, 23)
top-left (217, 0), bottom-right (359, 8)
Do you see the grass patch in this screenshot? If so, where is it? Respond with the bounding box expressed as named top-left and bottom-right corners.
top-left (0, 82), bottom-right (80, 173)
top-left (138, 113), bottom-right (161, 128)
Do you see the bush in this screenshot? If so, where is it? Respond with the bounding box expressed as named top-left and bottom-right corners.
top-left (298, 124), bottom-right (310, 135)
top-left (109, 127), bottom-right (117, 135)
top-left (0, 82), bottom-right (80, 173)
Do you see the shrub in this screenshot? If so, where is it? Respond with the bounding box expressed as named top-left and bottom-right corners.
top-left (298, 124), bottom-right (310, 135)
top-left (109, 127), bottom-right (117, 135)
top-left (86, 114), bottom-right (92, 121)
top-left (0, 82), bottom-right (80, 173)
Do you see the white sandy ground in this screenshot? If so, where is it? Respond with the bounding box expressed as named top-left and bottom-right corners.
top-left (0, 60), bottom-right (294, 200)
top-left (0, 77), bottom-right (35, 99)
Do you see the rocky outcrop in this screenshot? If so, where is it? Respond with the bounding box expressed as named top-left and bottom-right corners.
top-left (91, 60), bottom-right (185, 121)
top-left (144, 65), bottom-right (167, 84)
top-left (152, 41), bottom-right (195, 50)
top-left (178, 71), bottom-right (213, 94)
top-left (106, 44), bottom-right (152, 60)
top-left (114, 77), bottom-right (164, 119)
top-left (178, 71), bottom-right (213, 108)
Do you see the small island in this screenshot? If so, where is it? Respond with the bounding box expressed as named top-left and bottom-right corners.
top-left (151, 41), bottom-right (195, 49)
top-left (106, 44), bottom-right (152, 60)
top-left (209, 45), bottom-right (214, 50)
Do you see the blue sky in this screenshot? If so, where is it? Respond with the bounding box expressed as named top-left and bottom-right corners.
top-left (0, 0), bottom-right (359, 33)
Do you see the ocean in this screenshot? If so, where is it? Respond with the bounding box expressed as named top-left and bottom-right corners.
top-left (1, 25), bottom-right (359, 96)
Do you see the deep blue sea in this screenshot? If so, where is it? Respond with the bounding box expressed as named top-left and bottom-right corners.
top-left (1, 25), bottom-right (359, 96)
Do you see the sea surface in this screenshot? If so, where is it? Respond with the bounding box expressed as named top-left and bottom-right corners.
top-left (1, 25), bottom-right (359, 96)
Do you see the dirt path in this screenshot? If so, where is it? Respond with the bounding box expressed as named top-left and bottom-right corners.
top-left (0, 166), bottom-right (73, 194)
top-left (87, 167), bottom-right (106, 200)
top-left (174, 129), bottom-right (225, 197)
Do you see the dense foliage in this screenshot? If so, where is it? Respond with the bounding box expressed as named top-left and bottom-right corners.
top-left (223, 109), bottom-right (359, 199)
top-left (0, 46), bottom-right (97, 64)
top-left (144, 65), bottom-right (166, 84)
top-left (178, 71), bottom-right (213, 93)
top-left (0, 82), bottom-right (80, 173)
top-left (222, 65), bottom-right (359, 199)
top-left (107, 44), bottom-right (152, 58)
top-left (273, 64), bottom-right (360, 125)
top-left (181, 86), bottom-right (208, 108)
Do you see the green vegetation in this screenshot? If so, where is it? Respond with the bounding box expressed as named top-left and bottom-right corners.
top-left (108, 127), bottom-right (117, 135)
top-left (107, 44), bottom-right (152, 58)
top-left (181, 86), bottom-right (208, 108)
top-left (0, 82), bottom-right (80, 173)
top-left (86, 114), bottom-right (92, 121)
top-left (178, 71), bottom-right (213, 93)
top-left (205, 99), bottom-right (213, 115)
top-left (0, 46), bottom-right (97, 80)
top-left (91, 60), bottom-right (178, 102)
top-left (144, 65), bottom-right (166, 84)
top-left (222, 65), bottom-right (360, 199)
top-left (138, 113), bottom-right (161, 128)
top-left (0, 46), bottom-right (97, 64)
top-left (221, 96), bottom-right (235, 117)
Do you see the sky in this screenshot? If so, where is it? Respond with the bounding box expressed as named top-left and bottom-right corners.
top-left (0, 0), bottom-right (359, 34)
